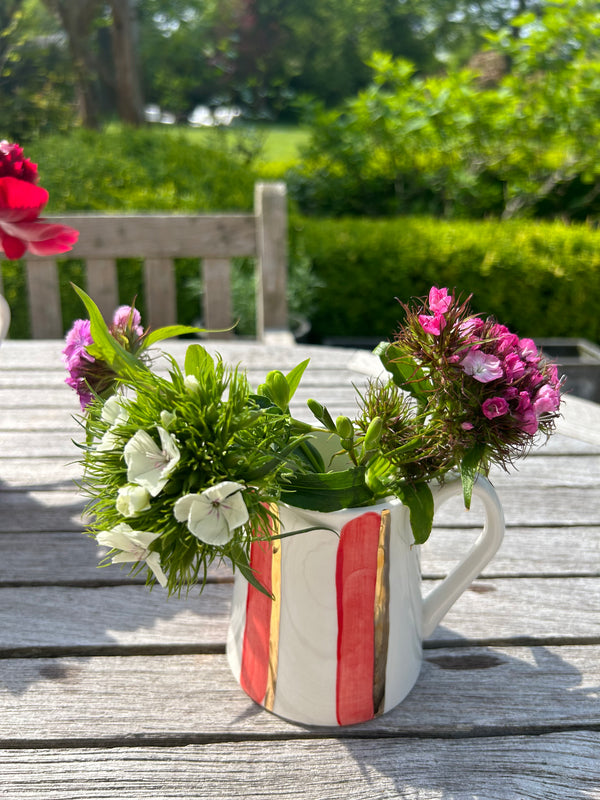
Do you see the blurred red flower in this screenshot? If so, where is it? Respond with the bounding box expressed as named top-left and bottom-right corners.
top-left (0, 176), bottom-right (79, 259)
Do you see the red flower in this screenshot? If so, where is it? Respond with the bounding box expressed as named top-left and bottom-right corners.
top-left (0, 140), bottom-right (38, 183)
top-left (0, 176), bottom-right (79, 259)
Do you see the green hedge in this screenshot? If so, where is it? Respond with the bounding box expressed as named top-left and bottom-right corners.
top-left (291, 215), bottom-right (600, 343)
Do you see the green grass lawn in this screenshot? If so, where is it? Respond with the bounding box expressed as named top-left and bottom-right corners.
top-left (181, 123), bottom-right (309, 170)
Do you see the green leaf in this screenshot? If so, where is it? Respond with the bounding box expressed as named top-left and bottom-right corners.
top-left (184, 344), bottom-right (214, 379)
top-left (374, 342), bottom-right (430, 401)
top-left (396, 482), bottom-right (434, 545)
top-left (281, 466), bottom-right (374, 512)
top-left (72, 284), bottom-right (146, 380)
top-left (365, 454), bottom-right (397, 497)
top-left (285, 359), bottom-right (310, 401)
top-left (229, 542), bottom-right (272, 598)
top-left (460, 444), bottom-right (485, 510)
top-left (144, 325), bottom-right (205, 347)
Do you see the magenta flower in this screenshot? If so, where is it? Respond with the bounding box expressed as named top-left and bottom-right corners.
top-left (495, 331), bottom-right (520, 356)
top-left (419, 311), bottom-right (447, 336)
top-left (461, 350), bottom-right (504, 383)
top-left (482, 397), bottom-right (509, 419)
top-left (519, 338), bottom-right (539, 362)
top-left (428, 286), bottom-right (452, 314)
top-left (533, 385), bottom-right (561, 416)
top-left (516, 407), bottom-right (539, 435)
top-left (459, 316), bottom-right (484, 338)
top-left (503, 352), bottom-right (526, 381)
top-left (514, 391), bottom-right (532, 415)
top-left (62, 319), bottom-right (94, 368)
top-left (112, 305), bottom-right (143, 337)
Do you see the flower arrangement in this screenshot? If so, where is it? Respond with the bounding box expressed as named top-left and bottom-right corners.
top-left (0, 141), bottom-right (78, 259)
top-left (66, 285), bottom-right (562, 595)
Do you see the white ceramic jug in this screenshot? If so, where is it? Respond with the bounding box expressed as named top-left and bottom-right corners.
top-left (227, 475), bottom-right (504, 726)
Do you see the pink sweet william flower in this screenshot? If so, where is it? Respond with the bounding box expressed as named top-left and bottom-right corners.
top-left (459, 316), bottom-right (484, 338)
top-left (428, 286), bottom-right (452, 314)
top-left (503, 351), bottom-right (526, 381)
top-left (482, 397), bottom-right (509, 419)
top-left (0, 176), bottom-right (79, 260)
top-left (516, 407), bottom-right (539, 435)
top-left (519, 338), bottom-right (539, 363)
top-left (61, 319), bottom-right (94, 369)
top-left (461, 350), bottom-right (504, 383)
top-left (533, 384), bottom-right (561, 416)
top-left (112, 305), bottom-right (143, 337)
top-left (419, 311), bottom-right (446, 335)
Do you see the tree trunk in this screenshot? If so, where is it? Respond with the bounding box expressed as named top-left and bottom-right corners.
top-left (108, 0), bottom-right (144, 126)
top-left (40, 0), bottom-right (104, 129)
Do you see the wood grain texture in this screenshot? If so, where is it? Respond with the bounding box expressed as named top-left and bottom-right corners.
top-left (1, 733), bottom-right (598, 800)
top-left (0, 646), bottom-right (597, 741)
top-left (44, 214), bottom-right (257, 258)
top-left (0, 339), bottom-right (598, 798)
top-left (0, 526), bottom-right (597, 583)
top-left (0, 575), bottom-right (599, 650)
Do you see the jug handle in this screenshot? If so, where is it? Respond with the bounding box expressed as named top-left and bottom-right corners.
top-left (421, 475), bottom-right (504, 639)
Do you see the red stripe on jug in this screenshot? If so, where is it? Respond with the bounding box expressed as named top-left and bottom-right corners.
top-left (335, 512), bottom-right (381, 725)
top-left (240, 539), bottom-right (273, 705)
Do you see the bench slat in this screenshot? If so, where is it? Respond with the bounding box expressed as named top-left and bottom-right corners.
top-left (46, 215), bottom-right (257, 259)
top-left (202, 258), bottom-right (234, 338)
top-left (85, 258), bottom-right (119, 322)
top-left (144, 258), bottom-right (177, 329)
top-left (25, 259), bottom-right (62, 339)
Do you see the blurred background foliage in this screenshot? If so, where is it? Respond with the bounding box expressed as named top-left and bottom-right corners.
top-left (2, 0), bottom-right (600, 342)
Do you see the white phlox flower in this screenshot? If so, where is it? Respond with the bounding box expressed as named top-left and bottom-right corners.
top-left (96, 395), bottom-right (130, 452)
top-left (101, 395), bottom-right (129, 425)
top-left (174, 481), bottom-right (249, 545)
top-left (124, 426), bottom-right (180, 496)
top-left (97, 523), bottom-right (167, 587)
top-left (116, 484), bottom-right (152, 517)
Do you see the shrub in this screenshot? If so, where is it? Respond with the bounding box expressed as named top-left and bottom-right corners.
top-left (292, 215), bottom-right (600, 343)
top-left (27, 127), bottom-right (259, 213)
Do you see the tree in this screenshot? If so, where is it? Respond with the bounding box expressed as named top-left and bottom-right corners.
top-left (108, 0), bottom-right (144, 125)
top-left (0, 0), bottom-right (76, 141)
top-left (40, 0), bottom-right (144, 127)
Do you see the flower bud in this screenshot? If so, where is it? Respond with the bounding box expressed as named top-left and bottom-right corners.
top-left (336, 415), bottom-right (354, 440)
top-left (116, 484), bottom-right (151, 517)
top-left (266, 370), bottom-right (290, 410)
top-left (364, 416), bottom-right (383, 450)
top-left (307, 398), bottom-right (336, 430)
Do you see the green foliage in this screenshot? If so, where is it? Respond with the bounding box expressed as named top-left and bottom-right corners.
top-left (27, 126), bottom-right (259, 213)
top-left (288, 0), bottom-right (600, 221)
top-left (293, 215), bottom-right (600, 342)
top-left (0, 1), bottom-right (76, 142)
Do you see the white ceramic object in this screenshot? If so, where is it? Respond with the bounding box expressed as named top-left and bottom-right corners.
top-left (227, 475), bottom-right (504, 727)
top-left (0, 294), bottom-right (10, 342)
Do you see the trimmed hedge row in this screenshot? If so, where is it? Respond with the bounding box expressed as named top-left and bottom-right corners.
top-left (291, 215), bottom-right (600, 343)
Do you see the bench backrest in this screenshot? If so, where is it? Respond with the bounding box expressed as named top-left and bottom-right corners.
top-left (20, 181), bottom-right (288, 340)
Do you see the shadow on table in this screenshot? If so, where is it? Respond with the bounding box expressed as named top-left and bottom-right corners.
top-left (340, 636), bottom-right (599, 798)
top-left (0, 480), bottom-right (232, 696)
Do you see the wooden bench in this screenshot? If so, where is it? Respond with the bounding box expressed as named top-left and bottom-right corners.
top-left (19, 181), bottom-right (289, 341)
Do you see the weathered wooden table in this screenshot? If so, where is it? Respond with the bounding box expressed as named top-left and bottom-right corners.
top-left (0, 339), bottom-right (599, 799)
